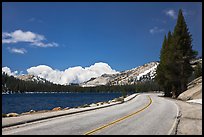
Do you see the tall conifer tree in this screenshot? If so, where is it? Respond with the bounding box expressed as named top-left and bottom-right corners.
top-left (156, 35), bottom-right (168, 95)
top-left (172, 9), bottom-right (197, 96)
top-left (156, 9), bottom-right (197, 98)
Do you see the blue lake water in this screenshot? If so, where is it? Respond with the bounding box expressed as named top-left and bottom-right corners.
top-left (2, 92), bottom-right (123, 114)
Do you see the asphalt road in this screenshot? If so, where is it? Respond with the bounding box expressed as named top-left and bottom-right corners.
top-left (2, 93), bottom-right (178, 135)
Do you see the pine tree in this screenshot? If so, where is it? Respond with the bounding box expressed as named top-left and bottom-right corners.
top-left (164, 31), bottom-right (181, 98)
top-left (156, 32), bottom-right (175, 97)
top-left (172, 9), bottom-right (197, 97)
top-left (156, 9), bottom-right (198, 98)
top-left (155, 39), bottom-right (164, 82)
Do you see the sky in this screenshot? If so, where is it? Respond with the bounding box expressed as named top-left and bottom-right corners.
top-left (2, 2), bottom-right (202, 84)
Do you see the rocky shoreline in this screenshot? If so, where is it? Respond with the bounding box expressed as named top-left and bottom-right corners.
top-left (2, 95), bottom-right (126, 118)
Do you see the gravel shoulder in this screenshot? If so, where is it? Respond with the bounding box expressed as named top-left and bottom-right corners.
top-left (166, 98), bottom-right (202, 135)
top-left (175, 100), bottom-right (202, 135)
top-left (172, 76), bottom-right (202, 135)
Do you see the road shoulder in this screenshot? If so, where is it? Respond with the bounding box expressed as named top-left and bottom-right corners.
top-left (165, 97), bottom-right (202, 135)
top-left (175, 100), bottom-right (202, 135)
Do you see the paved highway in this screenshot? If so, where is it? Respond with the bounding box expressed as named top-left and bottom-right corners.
top-left (2, 93), bottom-right (178, 135)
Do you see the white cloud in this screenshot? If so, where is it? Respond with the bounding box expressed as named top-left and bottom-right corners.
top-left (2, 30), bottom-right (58, 48)
top-left (28, 17), bottom-right (43, 23)
top-left (27, 62), bottom-right (118, 85)
top-left (149, 27), bottom-right (165, 34)
top-left (2, 67), bottom-right (18, 76)
top-left (31, 41), bottom-right (59, 48)
top-left (164, 9), bottom-right (196, 20)
top-left (7, 47), bottom-right (27, 54)
top-left (165, 9), bottom-right (177, 19)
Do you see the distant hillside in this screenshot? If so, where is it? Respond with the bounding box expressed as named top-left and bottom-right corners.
top-left (2, 73), bottom-right (61, 93)
top-left (80, 62), bottom-right (159, 87)
top-left (2, 58), bottom-right (201, 93)
top-left (81, 57), bottom-right (202, 87)
top-left (16, 74), bottom-right (49, 84)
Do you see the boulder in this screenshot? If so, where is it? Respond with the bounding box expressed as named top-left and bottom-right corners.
top-left (63, 107), bottom-right (70, 110)
top-left (82, 104), bottom-right (90, 108)
top-left (178, 81), bottom-right (202, 101)
top-left (96, 102), bottom-right (104, 105)
top-left (7, 113), bottom-right (19, 117)
top-left (89, 103), bottom-right (97, 107)
top-left (52, 107), bottom-right (62, 111)
top-left (29, 110), bottom-right (35, 113)
top-left (187, 76), bottom-right (202, 89)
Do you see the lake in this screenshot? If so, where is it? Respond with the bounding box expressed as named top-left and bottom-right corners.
top-left (2, 92), bottom-right (124, 114)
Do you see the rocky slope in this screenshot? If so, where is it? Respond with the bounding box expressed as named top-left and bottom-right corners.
top-left (190, 57), bottom-right (202, 68)
top-left (177, 57), bottom-right (202, 101)
top-left (177, 76), bottom-right (202, 101)
top-left (80, 61), bottom-right (159, 87)
top-left (16, 74), bottom-right (49, 84)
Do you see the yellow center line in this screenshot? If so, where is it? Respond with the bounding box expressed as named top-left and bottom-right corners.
top-left (84, 95), bottom-right (152, 135)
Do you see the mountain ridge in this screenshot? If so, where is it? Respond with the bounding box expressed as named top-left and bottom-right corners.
top-left (16, 74), bottom-right (50, 84)
top-left (80, 61), bottom-right (159, 87)
top-left (7, 58), bottom-right (201, 87)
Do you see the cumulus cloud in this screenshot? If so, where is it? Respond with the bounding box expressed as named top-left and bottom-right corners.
top-left (2, 67), bottom-right (18, 76)
top-left (2, 30), bottom-right (58, 48)
top-left (7, 47), bottom-right (27, 54)
top-left (165, 9), bottom-right (177, 19)
top-left (27, 62), bottom-right (118, 85)
top-left (149, 27), bottom-right (165, 34)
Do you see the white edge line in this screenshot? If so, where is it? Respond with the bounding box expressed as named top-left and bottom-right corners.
top-left (167, 100), bottom-right (180, 135)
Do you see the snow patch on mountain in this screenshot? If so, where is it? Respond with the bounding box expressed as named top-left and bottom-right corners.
top-left (136, 63), bottom-right (158, 81)
top-left (81, 61), bottom-right (159, 87)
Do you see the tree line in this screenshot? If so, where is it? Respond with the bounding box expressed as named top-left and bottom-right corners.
top-left (2, 72), bottom-right (161, 94)
top-left (155, 9), bottom-right (200, 98)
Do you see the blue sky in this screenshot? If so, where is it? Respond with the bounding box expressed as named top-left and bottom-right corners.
top-left (2, 2), bottom-right (202, 74)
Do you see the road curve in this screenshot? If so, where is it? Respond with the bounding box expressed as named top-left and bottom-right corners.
top-left (2, 93), bottom-right (178, 135)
